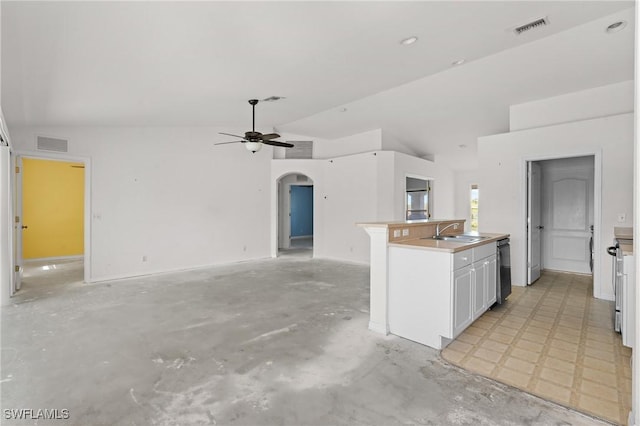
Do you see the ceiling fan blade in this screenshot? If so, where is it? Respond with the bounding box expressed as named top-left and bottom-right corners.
top-left (260, 133), bottom-right (281, 141)
top-left (215, 140), bottom-right (244, 145)
top-left (219, 132), bottom-right (246, 139)
top-left (262, 140), bottom-right (294, 148)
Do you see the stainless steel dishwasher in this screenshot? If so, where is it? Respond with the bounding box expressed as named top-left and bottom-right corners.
top-left (496, 238), bottom-right (511, 304)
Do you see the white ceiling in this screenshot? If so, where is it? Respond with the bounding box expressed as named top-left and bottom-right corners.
top-left (1, 1), bottom-right (635, 168)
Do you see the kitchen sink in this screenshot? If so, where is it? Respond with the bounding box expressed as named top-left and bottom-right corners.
top-left (423, 234), bottom-right (490, 243)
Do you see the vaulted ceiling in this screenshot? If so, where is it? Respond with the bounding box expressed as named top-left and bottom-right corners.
top-left (1, 1), bottom-right (635, 169)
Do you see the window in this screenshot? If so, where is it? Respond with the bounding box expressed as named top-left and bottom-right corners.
top-left (470, 184), bottom-right (479, 231)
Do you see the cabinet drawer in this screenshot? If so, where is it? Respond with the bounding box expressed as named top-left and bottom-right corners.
top-left (453, 250), bottom-right (472, 270)
top-left (473, 242), bottom-right (496, 262)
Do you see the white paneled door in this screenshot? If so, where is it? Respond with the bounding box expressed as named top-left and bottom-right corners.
top-left (527, 162), bottom-right (542, 285)
top-left (541, 157), bottom-right (594, 274)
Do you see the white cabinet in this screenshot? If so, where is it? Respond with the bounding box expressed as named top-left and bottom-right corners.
top-left (453, 265), bottom-right (473, 337)
top-left (388, 241), bottom-right (498, 349)
top-left (472, 263), bottom-right (486, 319)
top-left (472, 255), bottom-right (498, 319)
top-left (485, 255), bottom-right (497, 306)
top-left (452, 245), bottom-right (497, 340)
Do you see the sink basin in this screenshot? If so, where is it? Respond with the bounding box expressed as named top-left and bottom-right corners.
top-left (423, 234), bottom-right (490, 243)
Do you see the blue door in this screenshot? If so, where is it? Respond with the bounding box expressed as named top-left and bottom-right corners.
top-left (290, 186), bottom-right (313, 237)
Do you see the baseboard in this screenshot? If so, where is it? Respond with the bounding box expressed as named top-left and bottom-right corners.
top-left (89, 256), bottom-right (274, 284)
top-left (24, 255), bottom-right (84, 263)
top-left (368, 320), bottom-right (389, 335)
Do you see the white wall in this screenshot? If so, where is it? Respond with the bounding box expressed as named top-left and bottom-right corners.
top-left (478, 113), bottom-right (633, 301)
top-left (454, 170), bottom-right (480, 232)
top-left (10, 126), bottom-right (273, 282)
top-left (271, 145), bottom-right (457, 265)
top-left (393, 152), bottom-right (455, 221)
top-left (510, 80), bottom-right (634, 132)
top-left (322, 152), bottom-right (379, 263)
top-left (381, 129), bottom-right (422, 158)
top-left (312, 128), bottom-right (382, 159)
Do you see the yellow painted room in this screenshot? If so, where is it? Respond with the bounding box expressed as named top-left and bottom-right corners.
top-left (22, 158), bottom-right (84, 260)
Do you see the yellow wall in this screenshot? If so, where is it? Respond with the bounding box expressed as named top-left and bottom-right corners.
top-left (22, 158), bottom-right (84, 259)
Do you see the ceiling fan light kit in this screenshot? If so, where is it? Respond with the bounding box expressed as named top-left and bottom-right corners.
top-left (216, 99), bottom-right (294, 154)
top-left (244, 141), bottom-right (262, 153)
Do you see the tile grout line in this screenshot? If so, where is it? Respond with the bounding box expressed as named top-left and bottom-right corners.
top-left (441, 272), bottom-right (628, 425)
top-left (490, 278), bottom-right (554, 380)
top-left (569, 274), bottom-right (590, 412)
top-left (527, 274), bottom-right (571, 396)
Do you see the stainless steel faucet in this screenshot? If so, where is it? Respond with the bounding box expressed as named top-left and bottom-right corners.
top-left (436, 222), bottom-right (459, 237)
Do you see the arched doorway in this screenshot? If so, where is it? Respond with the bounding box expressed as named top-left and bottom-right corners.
top-left (277, 173), bottom-right (314, 257)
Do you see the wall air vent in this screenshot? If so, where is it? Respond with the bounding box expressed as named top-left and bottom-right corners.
top-left (37, 136), bottom-right (68, 152)
top-left (285, 141), bottom-right (313, 159)
top-left (513, 17), bottom-right (548, 35)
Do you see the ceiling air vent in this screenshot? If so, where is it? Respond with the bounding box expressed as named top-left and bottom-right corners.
top-left (513, 17), bottom-right (548, 35)
top-left (285, 141), bottom-right (313, 159)
top-left (37, 136), bottom-right (68, 152)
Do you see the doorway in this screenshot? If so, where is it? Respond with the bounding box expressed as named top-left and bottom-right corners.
top-left (290, 185), bottom-right (313, 248)
top-left (13, 153), bottom-right (91, 295)
top-left (526, 155), bottom-right (597, 286)
top-left (277, 173), bottom-right (314, 256)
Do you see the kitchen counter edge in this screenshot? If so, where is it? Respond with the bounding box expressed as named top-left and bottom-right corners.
top-left (389, 233), bottom-right (510, 253)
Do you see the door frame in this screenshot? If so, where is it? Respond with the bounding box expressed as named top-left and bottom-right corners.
top-left (404, 173), bottom-right (434, 221)
top-left (526, 161), bottom-right (542, 285)
top-left (274, 172), bottom-right (315, 256)
top-left (14, 150), bottom-right (92, 285)
top-left (521, 151), bottom-right (601, 297)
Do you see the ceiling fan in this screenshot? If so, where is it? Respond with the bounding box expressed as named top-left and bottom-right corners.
top-left (216, 99), bottom-right (294, 153)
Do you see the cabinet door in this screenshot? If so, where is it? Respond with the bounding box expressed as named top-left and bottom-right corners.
top-left (453, 266), bottom-right (473, 337)
top-left (472, 262), bottom-right (486, 319)
top-left (485, 255), bottom-right (497, 306)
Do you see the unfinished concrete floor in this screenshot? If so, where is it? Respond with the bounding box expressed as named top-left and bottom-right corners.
top-left (2, 258), bottom-right (609, 425)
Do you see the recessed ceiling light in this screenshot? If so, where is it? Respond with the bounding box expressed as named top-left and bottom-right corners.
top-left (400, 36), bottom-right (418, 46)
top-left (606, 21), bottom-right (627, 33)
top-left (452, 59), bottom-right (466, 66)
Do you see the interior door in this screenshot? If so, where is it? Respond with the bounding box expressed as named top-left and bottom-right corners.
top-left (290, 185), bottom-right (313, 238)
top-left (527, 161), bottom-right (542, 284)
top-left (541, 157), bottom-right (593, 274)
top-left (13, 155), bottom-right (23, 292)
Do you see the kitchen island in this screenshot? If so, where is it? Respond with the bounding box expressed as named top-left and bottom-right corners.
top-left (358, 219), bottom-right (508, 349)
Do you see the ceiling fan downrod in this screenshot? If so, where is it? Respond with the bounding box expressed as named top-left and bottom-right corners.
top-left (249, 99), bottom-right (259, 134)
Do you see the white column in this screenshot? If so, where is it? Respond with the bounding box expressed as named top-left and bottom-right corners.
top-left (362, 225), bottom-right (389, 334)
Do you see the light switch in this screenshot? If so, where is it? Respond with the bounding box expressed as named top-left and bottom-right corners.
top-left (393, 229), bottom-right (401, 238)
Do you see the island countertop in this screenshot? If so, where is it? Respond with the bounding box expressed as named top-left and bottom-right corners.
top-left (389, 233), bottom-right (510, 253)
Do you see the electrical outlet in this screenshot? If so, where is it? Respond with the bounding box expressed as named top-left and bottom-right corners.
top-left (402, 229), bottom-right (409, 236)
top-left (618, 214), bottom-right (626, 223)
top-left (393, 229), bottom-right (401, 238)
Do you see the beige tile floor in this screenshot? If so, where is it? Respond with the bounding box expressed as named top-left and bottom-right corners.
top-left (442, 271), bottom-right (632, 425)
